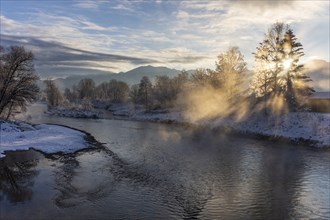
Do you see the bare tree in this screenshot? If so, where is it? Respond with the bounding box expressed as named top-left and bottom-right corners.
top-left (172, 70), bottom-right (190, 92)
top-left (95, 82), bottom-right (110, 101)
top-left (0, 46), bottom-right (39, 119)
top-left (94, 80), bottom-right (129, 103)
top-left (189, 47), bottom-right (247, 101)
top-left (138, 76), bottom-right (153, 111)
top-left (214, 46), bottom-right (247, 98)
top-left (129, 84), bottom-right (140, 104)
top-left (44, 79), bottom-right (63, 107)
top-left (76, 78), bottom-right (95, 100)
top-left (190, 68), bottom-right (212, 86)
top-left (153, 75), bottom-right (174, 108)
top-left (64, 88), bottom-right (78, 103)
top-left (153, 71), bottom-right (190, 109)
top-left (108, 79), bottom-right (129, 103)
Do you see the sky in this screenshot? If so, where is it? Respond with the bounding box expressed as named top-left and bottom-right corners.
top-left (0, 0), bottom-right (329, 78)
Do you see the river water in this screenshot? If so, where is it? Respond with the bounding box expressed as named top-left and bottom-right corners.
top-left (1, 104), bottom-right (329, 219)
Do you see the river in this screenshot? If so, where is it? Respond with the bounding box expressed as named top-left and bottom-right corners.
top-left (1, 104), bottom-right (329, 219)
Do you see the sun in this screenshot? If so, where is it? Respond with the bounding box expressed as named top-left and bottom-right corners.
top-left (283, 58), bottom-right (293, 70)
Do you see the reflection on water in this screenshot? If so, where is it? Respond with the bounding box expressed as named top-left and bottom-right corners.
top-left (0, 150), bottom-right (40, 205)
top-left (0, 103), bottom-right (329, 219)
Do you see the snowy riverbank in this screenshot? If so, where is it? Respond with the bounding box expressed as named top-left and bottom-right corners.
top-left (106, 103), bottom-right (330, 148)
top-left (211, 112), bottom-right (330, 147)
top-left (11, 102), bottom-right (330, 150)
top-left (135, 112), bottom-right (329, 147)
top-left (0, 120), bottom-right (91, 158)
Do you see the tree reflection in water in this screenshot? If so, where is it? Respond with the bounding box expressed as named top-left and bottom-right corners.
top-left (53, 150), bottom-right (117, 208)
top-left (0, 150), bottom-right (39, 204)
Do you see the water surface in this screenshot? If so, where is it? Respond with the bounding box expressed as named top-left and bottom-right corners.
top-left (1, 104), bottom-right (329, 219)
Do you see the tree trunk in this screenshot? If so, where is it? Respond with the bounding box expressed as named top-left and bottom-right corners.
top-left (5, 101), bottom-right (14, 120)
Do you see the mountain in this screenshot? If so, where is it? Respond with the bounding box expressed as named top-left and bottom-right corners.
top-left (115, 65), bottom-right (181, 85)
top-left (304, 59), bottom-right (329, 92)
top-left (45, 65), bottom-right (181, 90)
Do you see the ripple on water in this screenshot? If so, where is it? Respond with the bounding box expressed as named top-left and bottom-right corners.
top-left (2, 108), bottom-right (330, 219)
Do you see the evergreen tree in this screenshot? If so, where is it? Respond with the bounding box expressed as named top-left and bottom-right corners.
top-left (281, 29), bottom-right (314, 110)
top-left (251, 22), bottom-right (314, 111)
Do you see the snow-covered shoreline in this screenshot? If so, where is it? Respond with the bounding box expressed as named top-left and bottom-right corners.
top-left (131, 111), bottom-right (330, 148)
top-left (217, 112), bottom-right (330, 148)
top-left (5, 101), bottom-right (328, 158)
top-left (103, 103), bottom-right (330, 148)
top-left (0, 120), bottom-right (93, 158)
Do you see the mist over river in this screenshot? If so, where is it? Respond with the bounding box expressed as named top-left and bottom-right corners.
top-left (1, 103), bottom-right (329, 219)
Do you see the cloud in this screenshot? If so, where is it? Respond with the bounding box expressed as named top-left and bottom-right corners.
top-left (174, 0), bottom-right (329, 65)
top-left (0, 35), bottom-right (160, 75)
top-left (74, 1), bottom-right (102, 9)
top-left (176, 10), bottom-right (189, 19)
top-left (1, 0), bottom-right (328, 78)
top-left (180, 1), bottom-right (228, 11)
top-left (1, 13), bottom-right (119, 56)
top-left (168, 56), bottom-right (209, 64)
top-left (111, 3), bottom-right (135, 12)
top-left (178, 1), bottom-right (328, 33)
top-left (80, 20), bottom-right (108, 31)
top-left (304, 59), bottom-right (330, 91)
top-left (232, 0), bottom-right (296, 8)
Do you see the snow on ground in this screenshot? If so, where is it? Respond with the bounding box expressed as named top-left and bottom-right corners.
top-left (0, 120), bottom-right (89, 158)
top-left (214, 112), bottom-right (330, 147)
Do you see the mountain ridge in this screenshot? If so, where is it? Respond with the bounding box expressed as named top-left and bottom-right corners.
top-left (41, 65), bottom-right (182, 90)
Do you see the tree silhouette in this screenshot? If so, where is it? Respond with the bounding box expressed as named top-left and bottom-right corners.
top-left (0, 46), bottom-right (39, 119)
top-left (251, 22), bottom-right (314, 112)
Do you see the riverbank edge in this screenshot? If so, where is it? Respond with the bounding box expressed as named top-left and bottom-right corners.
top-left (39, 101), bottom-right (329, 148)
top-left (0, 120), bottom-right (106, 159)
top-left (42, 123), bottom-right (107, 158)
top-left (101, 114), bottom-right (329, 149)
